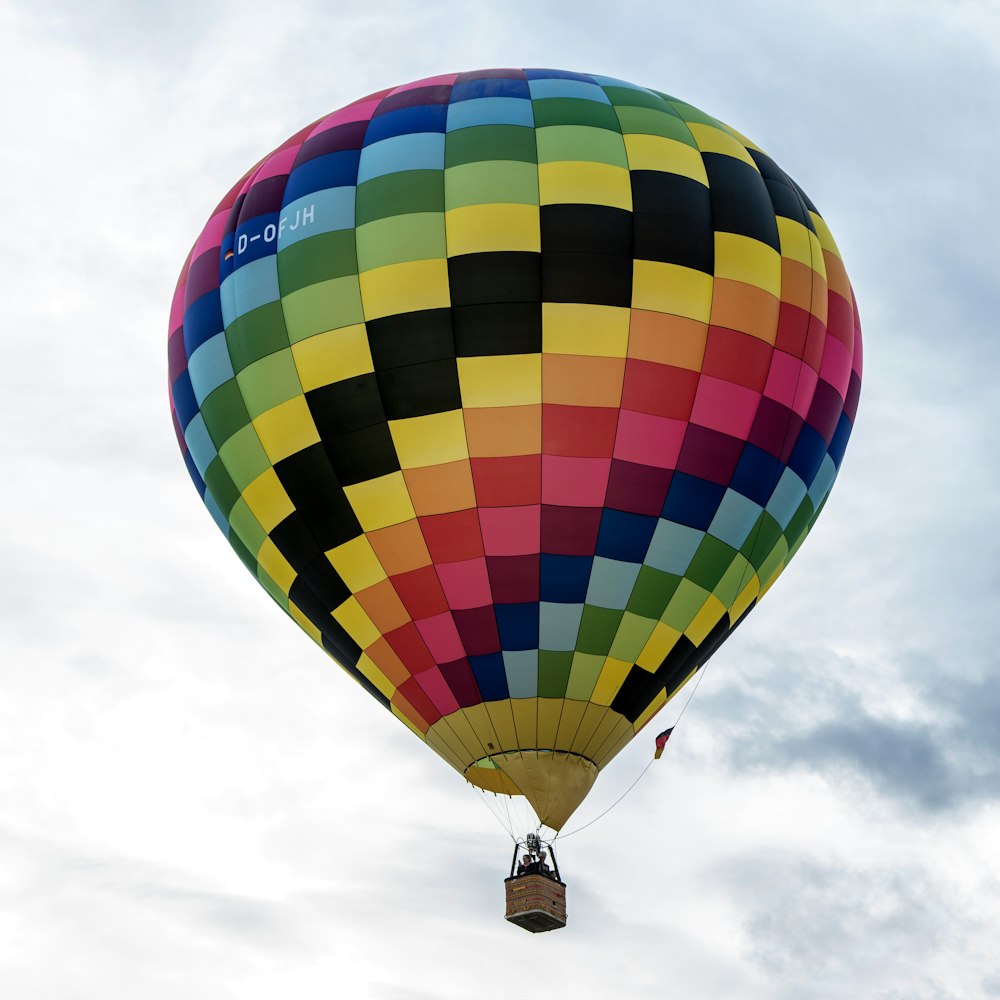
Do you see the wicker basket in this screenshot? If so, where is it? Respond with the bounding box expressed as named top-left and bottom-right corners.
top-left (504, 874), bottom-right (567, 933)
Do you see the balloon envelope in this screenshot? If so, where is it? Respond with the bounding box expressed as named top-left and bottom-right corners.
top-left (168, 69), bottom-right (862, 829)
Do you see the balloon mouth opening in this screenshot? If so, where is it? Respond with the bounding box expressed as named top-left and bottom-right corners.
top-left (465, 750), bottom-right (599, 831)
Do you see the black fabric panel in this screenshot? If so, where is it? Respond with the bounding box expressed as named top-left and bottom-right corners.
top-left (540, 204), bottom-right (633, 257)
top-left (452, 302), bottom-right (543, 356)
top-left (366, 309), bottom-right (455, 370)
top-left (273, 444), bottom-right (362, 549)
top-left (764, 178), bottom-right (812, 228)
top-left (542, 252), bottom-right (633, 307)
top-left (448, 252), bottom-right (541, 306)
top-left (375, 359), bottom-right (463, 419)
top-left (325, 423), bottom-right (401, 485)
top-left (307, 373), bottom-right (387, 434)
top-left (338, 656), bottom-right (392, 708)
top-left (630, 171), bottom-right (714, 272)
top-left (320, 623), bottom-right (364, 669)
top-left (269, 511), bottom-right (323, 574)
top-left (702, 153), bottom-right (781, 251)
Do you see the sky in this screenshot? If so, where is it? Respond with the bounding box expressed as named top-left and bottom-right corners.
top-left (2, 0), bottom-right (999, 996)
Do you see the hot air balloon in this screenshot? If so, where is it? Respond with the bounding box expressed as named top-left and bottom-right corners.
top-left (167, 68), bottom-right (862, 930)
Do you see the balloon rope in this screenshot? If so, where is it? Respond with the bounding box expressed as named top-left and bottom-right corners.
top-left (555, 658), bottom-right (711, 841)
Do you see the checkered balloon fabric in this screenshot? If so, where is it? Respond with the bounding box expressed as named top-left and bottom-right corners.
top-left (168, 69), bottom-right (862, 828)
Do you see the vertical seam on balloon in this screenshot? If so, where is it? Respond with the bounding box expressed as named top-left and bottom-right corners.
top-left (436, 74), bottom-right (510, 774)
top-left (564, 78), bottom-right (641, 772)
top-left (348, 90), bottom-right (481, 768)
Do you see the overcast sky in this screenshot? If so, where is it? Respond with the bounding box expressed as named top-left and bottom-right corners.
top-left (2, 0), bottom-right (999, 997)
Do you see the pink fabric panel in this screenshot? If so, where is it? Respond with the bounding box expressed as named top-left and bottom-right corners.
top-left (253, 146), bottom-right (300, 181)
top-left (436, 558), bottom-right (493, 609)
top-left (820, 335), bottom-right (853, 398)
top-left (415, 613), bottom-right (466, 663)
top-left (763, 350), bottom-right (800, 407)
top-left (478, 505), bottom-right (541, 555)
top-left (540, 456), bottom-right (611, 506)
top-left (690, 376), bottom-right (760, 438)
top-left (612, 410), bottom-right (686, 469)
top-left (192, 210), bottom-right (229, 258)
top-left (789, 363), bottom-right (819, 419)
top-left (414, 668), bottom-right (461, 714)
top-left (309, 97), bottom-right (383, 135)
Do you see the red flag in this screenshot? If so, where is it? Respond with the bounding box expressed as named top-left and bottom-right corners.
top-left (654, 727), bottom-right (674, 759)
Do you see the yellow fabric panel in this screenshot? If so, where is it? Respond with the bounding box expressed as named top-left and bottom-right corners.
top-left (282, 275), bottom-right (363, 338)
top-left (731, 576), bottom-right (761, 622)
top-left (389, 410), bottom-right (469, 469)
top-left (714, 233), bottom-right (781, 297)
top-left (464, 762), bottom-right (522, 795)
top-left (687, 122), bottom-right (758, 166)
top-left (252, 395), bottom-right (321, 463)
top-left (332, 596), bottom-right (380, 649)
top-left (484, 699), bottom-right (519, 749)
top-left (289, 600), bottom-right (322, 645)
top-left (542, 303), bottom-right (630, 357)
top-left (291, 324), bottom-right (373, 391)
top-left (569, 702), bottom-right (610, 756)
top-left (424, 724), bottom-right (467, 771)
top-left (343, 473), bottom-right (416, 531)
top-left (444, 708), bottom-right (492, 760)
top-left (537, 161), bottom-right (632, 210)
top-left (457, 353), bottom-right (541, 407)
top-left (511, 698), bottom-right (539, 749)
top-left (632, 260), bottom-right (713, 321)
top-left (445, 203), bottom-right (540, 255)
top-left (810, 212), bottom-right (843, 260)
top-left (586, 712), bottom-right (632, 766)
top-left (590, 657), bottom-right (632, 707)
top-left (461, 702), bottom-right (509, 756)
top-left (622, 133), bottom-right (708, 185)
top-left (358, 258), bottom-right (450, 320)
top-left (632, 687), bottom-right (668, 733)
top-left (536, 697), bottom-right (563, 749)
top-left (599, 720), bottom-right (637, 767)
top-left (256, 537), bottom-right (296, 595)
top-left (685, 594), bottom-right (728, 646)
top-left (241, 467), bottom-right (294, 532)
top-left (326, 535), bottom-right (387, 591)
top-left (635, 620), bottom-right (683, 671)
top-left (553, 699), bottom-right (588, 751)
top-left (355, 653), bottom-right (396, 700)
top-left (776, 217), bottom-right (816, 269)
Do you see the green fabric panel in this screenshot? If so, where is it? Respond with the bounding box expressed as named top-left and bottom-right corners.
top-left (662, 579), bottom-right (710, 631)
top-left (226, 301), bottom-right (289, 372)
top-left (277, 230), bottom-right (358, 295)
top-left (686, 535), bottom-right (738, 592)
top-left (784, 496), bottom-right (816, 551)
top-left (531, 98), bottom-right (622, 131)
top-left (355, 171), bottom-right (445, 225)
top-left (565, 652), bottom-right (605, 700)
top-left (576, 605), bottom-right (625, 655)
top-left (444, 125), bottom-right (538, 167)
top-left (663, 98), bottom-right (724, 128)
top-left (200, 378), bottom-right (251, 449)
top-left (281, 275), bottom-right (365, 342)
top-left (603, 86), bottom-right (676, 112)
top-left (608, 612), bottom-right (658, 662)
top-left (203, 455), bottom-right (241, 516)
top-left (258, 566), bottom-right (290, 611)
top-left (537, 650), bottom-right (573, 697)
top-left (713, 554), bottom-right (754, 607)
top-left (444, 160), bottom-right (540, 209)
top-left (627, 566), bottom-right (682, 619)
top-left (218, 424), bottom-right (271, 491)
top-left (355, 212), bottom-right (447, 270)
top-left (613, 106), bottom-right (699, 145)
top-left (229, 531), bottom-right (259, 575)
top-left (228, 497), bottom-right (267, 555)
top-left (236, 349), bottom-right (302, 418)
top-left (534, 125), bottom-right (629, 167)
top-left (741, 511), bottom-right (784, 570)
